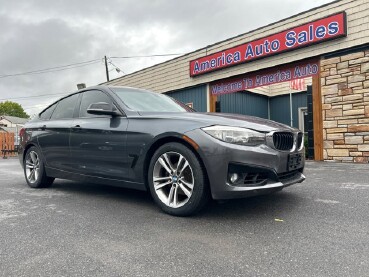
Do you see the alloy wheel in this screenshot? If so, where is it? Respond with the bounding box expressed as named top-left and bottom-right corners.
top-left (152, 151), bottom-right (194, 208)
top-left (25, 151), bottom-right (40, 184)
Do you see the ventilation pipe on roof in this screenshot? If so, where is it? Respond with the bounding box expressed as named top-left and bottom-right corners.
top-left (77, 83), bottom-right (86, 90)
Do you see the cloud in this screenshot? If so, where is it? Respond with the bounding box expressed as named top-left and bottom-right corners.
top-left (0, 0), bottom-right (333, 115)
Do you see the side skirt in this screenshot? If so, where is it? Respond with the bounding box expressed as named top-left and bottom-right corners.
top-left (45, 166), bottom-right (147, 191)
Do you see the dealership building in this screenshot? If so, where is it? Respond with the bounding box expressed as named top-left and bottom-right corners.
top-left (106, 0), bottom-right (369, 163)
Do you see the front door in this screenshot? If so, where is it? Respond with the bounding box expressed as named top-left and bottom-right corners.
top-left (69, 90), bottom-right (129, 180)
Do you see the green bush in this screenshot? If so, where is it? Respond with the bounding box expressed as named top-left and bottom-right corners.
top-left (304, 134), bottom-right (308, 158)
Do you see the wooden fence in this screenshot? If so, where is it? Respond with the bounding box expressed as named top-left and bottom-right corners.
top-left (0, 132), bottom-right (17, 158)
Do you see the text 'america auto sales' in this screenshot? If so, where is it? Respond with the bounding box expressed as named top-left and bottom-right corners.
top-left (190, 12), bottom-right (347, 77)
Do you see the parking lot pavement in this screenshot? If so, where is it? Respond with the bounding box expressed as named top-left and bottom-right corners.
top-left (0, 158), bottom-right (368, 277)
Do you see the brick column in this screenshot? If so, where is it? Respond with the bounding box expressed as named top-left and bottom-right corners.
top-left (320, 49), bottom-right (369, 163)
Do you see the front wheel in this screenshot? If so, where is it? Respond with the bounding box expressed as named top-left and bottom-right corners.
top-left (148, 142), bottom-right (209, 216)
top-left (24, 146), bottom-right (54, 188)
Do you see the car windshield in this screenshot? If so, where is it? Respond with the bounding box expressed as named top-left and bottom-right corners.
top-left (111, 87), bottom-right (193, 113)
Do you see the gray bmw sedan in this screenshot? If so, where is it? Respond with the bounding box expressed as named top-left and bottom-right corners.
top-left (19, 86), bottom-right (305, 216)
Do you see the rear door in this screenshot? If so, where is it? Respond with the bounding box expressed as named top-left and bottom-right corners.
top-left (69, 90), bottom-right (129, 180)
top-left (37, 93), bottom-right (80, 171)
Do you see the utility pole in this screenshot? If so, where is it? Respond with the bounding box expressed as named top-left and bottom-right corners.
top-left (104, 56), bottom-right (109, 82)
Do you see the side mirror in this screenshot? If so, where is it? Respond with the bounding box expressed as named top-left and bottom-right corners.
top-left (87, 102), bottom-right (122, 116)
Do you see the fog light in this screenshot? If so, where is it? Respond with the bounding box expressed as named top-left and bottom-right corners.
top-left (229, 173), bottom-right (239, 183)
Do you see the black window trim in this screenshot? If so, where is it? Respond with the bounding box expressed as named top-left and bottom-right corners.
top-left (38, 92), bottom-right (81, 121)
top-left (38, 89), bottom-right (126, 121)
top-left (38, 102), bottom-right (57, 121)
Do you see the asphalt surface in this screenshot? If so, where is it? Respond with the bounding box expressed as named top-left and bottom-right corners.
top-left (0, 158), bottom-right (368, 277)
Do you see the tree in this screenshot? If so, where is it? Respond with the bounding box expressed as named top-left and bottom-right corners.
top-left (0, 101), bottom-right (29, 118)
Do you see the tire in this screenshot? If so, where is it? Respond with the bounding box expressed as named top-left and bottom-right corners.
top-left (148, 142), bottom-right (209, 216)
top-left (24, 146), bottom-right (54, 188)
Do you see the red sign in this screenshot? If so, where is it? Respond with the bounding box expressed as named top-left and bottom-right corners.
top-left (190, 12), bottom-right (346, 77)
top-left (210, 59), bottom-right (319, 95)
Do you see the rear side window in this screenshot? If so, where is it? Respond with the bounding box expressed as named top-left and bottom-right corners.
top-left (51, 94), bottom-right (79, 120)
top-left (39, 103), bottom-right (57, 120)
top-left (79, 90), bottom-right (112, 118)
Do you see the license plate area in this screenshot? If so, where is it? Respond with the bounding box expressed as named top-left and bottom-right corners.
top-left (288, 153), bottom-right (303, 171)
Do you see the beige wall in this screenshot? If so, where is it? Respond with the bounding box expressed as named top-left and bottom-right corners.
top-left (0, 119), bottom-right (12, 127)
top-left (107, 0), bottom-right (369, 94)
top-left (0, 119), bottom-right (24, 128)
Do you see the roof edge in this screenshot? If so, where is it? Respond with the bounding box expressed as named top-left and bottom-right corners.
top-left (103, 0), bottom-right (343, 85)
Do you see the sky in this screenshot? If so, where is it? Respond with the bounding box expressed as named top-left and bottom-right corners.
top-left (0, 0), bottom-right (334, 116)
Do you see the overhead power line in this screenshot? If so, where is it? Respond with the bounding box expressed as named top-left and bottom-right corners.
top-left (0, 60), bottom-right (101, 79)
top-left (108, 59), bottom-right (125, 74)
top-left (0, 92), bottom-right (68, 101)
top-left (0, 53), bottom-right (183, 79)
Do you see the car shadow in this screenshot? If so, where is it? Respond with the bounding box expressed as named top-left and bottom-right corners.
top-left (50, 180), bottom-right (303, 220)
top-left (51, 179), bottom-right (154, 206)
top-left (198, 191), bottom-right (303, 219)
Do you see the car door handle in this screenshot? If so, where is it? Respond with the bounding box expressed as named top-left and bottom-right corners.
top-left (71, 125), bottom-right (82, 133)
top-left (71, 125), bottom-right (82, 132)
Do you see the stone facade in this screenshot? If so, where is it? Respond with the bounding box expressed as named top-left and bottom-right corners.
top-left (321, 49), bottom-right (369, 163)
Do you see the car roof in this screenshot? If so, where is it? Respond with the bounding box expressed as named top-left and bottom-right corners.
top-left (37, 85), bottom-right (152, 116)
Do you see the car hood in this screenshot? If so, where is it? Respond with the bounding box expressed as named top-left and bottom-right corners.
top-left (136, 112), bottom-right (296, 132)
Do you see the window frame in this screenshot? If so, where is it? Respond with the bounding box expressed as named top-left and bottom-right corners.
top-left (38, 89), bottom-right (126, 122)
top-left (77, 89), bottom-right (125, 119)
top-left (49, 92), bottom-right (81, 121)
top-left (38, 102), bottom-right (58, 121)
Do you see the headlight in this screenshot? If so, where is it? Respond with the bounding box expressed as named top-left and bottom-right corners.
top-left (202, 125), bottom-right (266, 146)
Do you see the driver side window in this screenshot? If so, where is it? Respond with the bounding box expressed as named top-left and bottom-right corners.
top-left (79, 90), bottom-right (113, 118)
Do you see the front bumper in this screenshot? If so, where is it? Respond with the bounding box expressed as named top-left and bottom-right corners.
top-left (185, 129), bottom-right (306, 200)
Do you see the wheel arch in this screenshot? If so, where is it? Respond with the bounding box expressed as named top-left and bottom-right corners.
top-left (143, 136), bottom-right (210, 193)
top-left (23, 143), bottom-right (38, 162)
top-left (22, 142), bottom-right (47, 167)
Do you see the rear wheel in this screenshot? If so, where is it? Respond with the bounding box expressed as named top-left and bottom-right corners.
top-left (24, 146), bottom-right (54, 188)
top-left (148, 142), bottom-right (209, 216)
